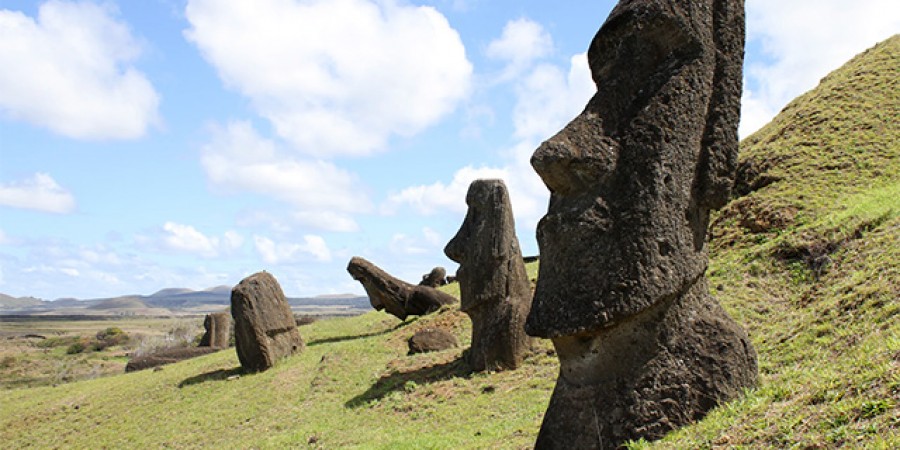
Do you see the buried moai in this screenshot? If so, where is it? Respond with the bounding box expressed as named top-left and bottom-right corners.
top-left (444, 179), bottom-right (533, 371)
top-left (347, 257), bottom-right (457, 321)
top-left (525, 0), bottom-right (757, 448)
top-left (231, 271), bottom-right (304, 372)
top-left (198, 311), bottom-right (231, 348)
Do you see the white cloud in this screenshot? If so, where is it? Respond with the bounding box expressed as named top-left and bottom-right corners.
top-left (512, 54), bottom-right (594, 141)
top-left (254, 235), bottom-right (332, 264)
top-left (0, 1), bottom-right (159, 139)
top-left (201, 121), bottom-right (371, 232)
top-left (383, 165), bottom-right (508, 216)
top-left (486, 18), bottom-right (553, 81)
top-left (389, 227), bottom-right (444, 255)
top-left (385, 51), bottom-right (594, 228)
top-left (161, 222), bottom-right (243, 258)
top-left (0, 173), bottom-right (76, 214)
top-left (740, 0), bottom-right (900, 136)
top-left (185, 0), bottom-right (472, 157)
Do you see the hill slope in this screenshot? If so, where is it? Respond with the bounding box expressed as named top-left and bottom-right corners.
top-left (1, 36), bottom-right (897, 448)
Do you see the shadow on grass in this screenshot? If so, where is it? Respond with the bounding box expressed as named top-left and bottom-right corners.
top-left (306, 319), bottom-right (415, 347)
top-left (345, 355), bottom-right (472, 408)
top-left (178, 367), bottom-right (244, 388)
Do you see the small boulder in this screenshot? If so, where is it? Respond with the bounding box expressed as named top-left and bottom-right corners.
top-left (408, 328), bottom-right (459, 355)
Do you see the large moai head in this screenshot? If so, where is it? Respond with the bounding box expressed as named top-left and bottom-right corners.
top-left (444, 179), bottom-right (529, 313)
top-left (526, 0), bottom-right (745, 338)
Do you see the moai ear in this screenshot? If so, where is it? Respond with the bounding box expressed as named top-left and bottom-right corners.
top-left (697, 0), bottom-right (745, 209)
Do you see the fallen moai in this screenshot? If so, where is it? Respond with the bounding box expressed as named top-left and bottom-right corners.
top-left (445, 179), bottom-right (533, 371)
top-left (347, 257), bottom-right (458, 320)
top-left (198, 311), bottom-right (231, 348)
top-left (525, 1), bottom-right (758, 448)
top-left (231, 271), bottom-right (304, 372)
top-left (125, 347), bottom-right (221, 373)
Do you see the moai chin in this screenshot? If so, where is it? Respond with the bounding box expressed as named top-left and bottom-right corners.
top-left (445, 179), bottom-right (533, 371)
top-left (525, 1), bottom-right (758, 448)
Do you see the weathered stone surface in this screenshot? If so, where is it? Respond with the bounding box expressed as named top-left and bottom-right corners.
top-left (347, 257), bottom-right (458, 320)
top-left (198, 312), bottom-right (231, 348)
top-left (125, 347), bottom-right (220, 373)
top-left (418, 267), bottom-right (447, 287)
top-left (526, 1), bottom-right (757, 448)
top-left (445, 179), bottom-right (534, 371)
top-left (407, 328), bottom-right (459, 354)
top-left (230, 272), bottom-right (304, 372)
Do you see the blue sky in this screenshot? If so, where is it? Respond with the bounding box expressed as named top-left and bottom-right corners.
top-left (1, 0), bottom-right (898, 300)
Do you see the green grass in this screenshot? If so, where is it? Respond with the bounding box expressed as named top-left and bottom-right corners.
top-left (1, 34), bottom-right (897, 450)
top-left (0, 310), bottom-right (555, 448)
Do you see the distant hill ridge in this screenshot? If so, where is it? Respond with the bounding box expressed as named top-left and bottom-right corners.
top-left (0, 286), bottom-right (370, 315)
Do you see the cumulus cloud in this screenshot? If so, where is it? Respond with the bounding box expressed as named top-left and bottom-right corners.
top-left (389, 227), bottom-right (444, 255)
top-left (254, 235), bottom-right (331, 264)
top-left (161, 222), bottom-right (243, 258)
top-left (201, 121), bottom-right (371, 232)
top-left (512, 55), bottom-right (594, 141)
top-left (383, 165), bottom-right (508, 216)
top-left (740, 0), bottom-right (900, 136)
top-left (486, 17), bottom-right (554, 81)
top-left (0, 1), bottom-right (159, 139)
top-left (0, 173), bottom-right (76, 214)
top-left (185, 0), bottom-right (472, 157)
top-left (385, 47), bottom-right (594, 228)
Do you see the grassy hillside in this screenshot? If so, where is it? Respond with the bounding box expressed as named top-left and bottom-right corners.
top-left (1, 36), bottom-right (897, 449)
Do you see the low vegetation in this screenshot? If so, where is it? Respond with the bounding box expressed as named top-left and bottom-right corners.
top-left (0, 317), bottom-right (203, 388)
top-left (0, 36), bottom-right (897, 449)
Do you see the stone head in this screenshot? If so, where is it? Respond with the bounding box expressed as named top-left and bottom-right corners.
top-left (526, 0), bottom-right (744, 337)
top-left (445, 179), bottom-right (525, 312)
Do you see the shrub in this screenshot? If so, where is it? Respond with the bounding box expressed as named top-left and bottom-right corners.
top-left (92, 327), bottom-right (130, 351)
top-left (66, 340), bottom-right (88, 354)
top-left (0, 356), bottom-right (16, 368)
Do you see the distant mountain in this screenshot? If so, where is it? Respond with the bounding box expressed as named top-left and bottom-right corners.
top-left (0, 293), bottom-right (43, 309)
top-left (0, 287), bottom-right (371, 316)
top-left (149, 288), bottom-right (193, 297)
top-left (87, 296), bottom-right (148, 310)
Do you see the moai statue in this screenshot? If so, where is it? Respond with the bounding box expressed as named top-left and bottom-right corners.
top-left (231, 271), bottom-right (304, 372)
top-left (525, 1), bottom-right (757, 448)
top-left (198, 311), bottom-right (231, 348)
top-left (418, 267), bottom-right (447, 288)
top-left (347, 257), bottom-right (458, 321)
top-left (444, 179), bottom-right (533, 371)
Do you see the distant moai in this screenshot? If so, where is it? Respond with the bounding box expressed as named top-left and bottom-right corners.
top-left (418, 267), bottom-right (448, 288)
top-left (525, 0), bottom-right (757, 448)
top-left (444, 179), bottom-right (533, 371)
top-left (230, 271), bottom-right (304, 372)
top-left (198, 311), bottom-right (230, 348)
top-left (347, 257), bottom-right (458, 321)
